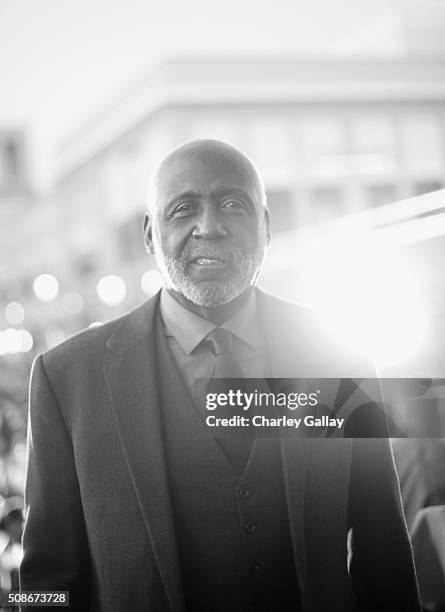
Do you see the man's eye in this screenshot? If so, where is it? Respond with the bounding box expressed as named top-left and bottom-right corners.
top-left (222, 199), bottom-right (245, 211)
top-left (172, 202), bottom-right (195, 216)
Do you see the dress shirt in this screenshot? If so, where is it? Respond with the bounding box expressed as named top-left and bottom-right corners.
top-left (160, 288), bottom-right (266, 406)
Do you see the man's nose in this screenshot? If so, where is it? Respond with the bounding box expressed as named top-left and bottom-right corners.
top-left (192, 207), bottom-right (228, 240)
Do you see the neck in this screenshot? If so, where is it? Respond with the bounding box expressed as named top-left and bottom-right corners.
top-left (167, 287), bottom-right (253, 325)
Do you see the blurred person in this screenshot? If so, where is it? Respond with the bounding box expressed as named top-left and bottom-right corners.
top-left (393, 422), bottom-right (445, 611)
top-left (0, 498), bottom-right (23, 592)
top-left (410, 505), bottom-right (445, 612)
top-left (20, 140), bottom-right (420, 611)
top-left (393, 438), bottom-right (445, 531)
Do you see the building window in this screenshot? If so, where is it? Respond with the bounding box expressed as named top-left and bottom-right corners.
top-left (0, 133), bottom-right (26, 193)
top-left (4, 140), bottom-right (19, 177)
top-left (309, 186), bottom-right (344, 222)
top-left (300, 117), bottom-right (347, 178)
top-left (248, 117), bottom-right (295, 184)
top-left (365, 184), bottom-right (397, 208)
top-left (350, 116), bottom-right (396, 176)
top-left (401, 115), bottom-right (443, 176)
top-left (266, 190), bottom-right (294, 234)
top-left (413, 181), bottom-right (444, 197)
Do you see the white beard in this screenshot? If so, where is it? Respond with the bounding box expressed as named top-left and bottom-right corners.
top-left (154, 240), bottom-right (266, 307)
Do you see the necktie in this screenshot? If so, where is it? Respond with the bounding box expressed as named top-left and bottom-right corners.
top-left (207, 327), bottom-right (245, 380)
top-left (205, 328), bottom-right (253, 472)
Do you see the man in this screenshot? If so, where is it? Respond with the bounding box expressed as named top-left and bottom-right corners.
top-left (20, 140), bottom-right (420, 611)
top-left (393, 438), bottom-right (445, 611)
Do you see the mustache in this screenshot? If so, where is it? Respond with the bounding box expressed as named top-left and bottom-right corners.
top-left (179, 244), bottom-right (248, 264)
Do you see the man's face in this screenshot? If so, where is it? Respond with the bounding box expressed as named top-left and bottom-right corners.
top-left (145, 145), bottom-right (270, 307)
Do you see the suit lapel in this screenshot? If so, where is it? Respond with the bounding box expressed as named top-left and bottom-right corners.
top-left (256, 289), bottom-right (310, 597)
top-left (103, 294), bottom-right (184, 612)
top-left (279, 436), bottom-right (310, 601)
top-left (257, 288), bottom-right (354, 609)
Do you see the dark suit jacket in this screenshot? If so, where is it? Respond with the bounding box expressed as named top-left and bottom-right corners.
top-left (20, 289), bottom-right (421, 611)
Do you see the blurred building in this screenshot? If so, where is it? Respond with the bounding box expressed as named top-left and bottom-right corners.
top-left (1, 54), bottom-right (445, 362)
top-left (398, 0), bottom-right (445, 58)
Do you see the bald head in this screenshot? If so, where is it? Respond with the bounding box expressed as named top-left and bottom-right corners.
top-left (147, 139), bottom-right (267, 214)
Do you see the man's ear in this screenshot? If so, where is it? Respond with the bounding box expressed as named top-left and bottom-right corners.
top-left (143, 212), bottom-right (155, 254)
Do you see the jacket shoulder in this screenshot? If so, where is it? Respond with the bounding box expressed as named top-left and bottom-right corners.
top-left (39, 295), bottom-right (158, 375)
top-left (256, 288), bottom-right (376, 377)
top-left (256, 288), bottom-right (336, 337)
top-left (256, 289), bottom-right (316, 319)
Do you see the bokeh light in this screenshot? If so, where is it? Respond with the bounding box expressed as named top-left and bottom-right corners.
top-left (5, 302), bottom-right (25, 325)
top-left (97, 275), bottom-right (127, 306)
top-left (3, 329), bottom-right (22, 354)
top-left (33, 274), bottom-right (59, 302)
top-left (141, 270), bottom-right (163, 296)
top-left (0, 329), bottom-right (34, 355)
top-left (19, 330), bottom-right (33, 352)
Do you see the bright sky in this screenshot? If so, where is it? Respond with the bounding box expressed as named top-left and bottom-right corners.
top-left (0, 0), bottom-right (405, 187)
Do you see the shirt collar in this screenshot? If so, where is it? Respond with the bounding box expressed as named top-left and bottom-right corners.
top-left (221, 292), bottom-right (260, 351)
top-left (160, 288), bottom-right (261, 355)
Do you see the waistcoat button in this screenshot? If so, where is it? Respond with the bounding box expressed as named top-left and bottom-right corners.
top-left (249, 559), bottom-right (261, 573)
top-left (244, 520), bottom-right (256, 533)
top-left (239, 486), bottom-right (252, 499)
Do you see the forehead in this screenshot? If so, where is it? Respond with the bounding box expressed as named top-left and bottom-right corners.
top-left (156, 148), bottom-right (262, 205)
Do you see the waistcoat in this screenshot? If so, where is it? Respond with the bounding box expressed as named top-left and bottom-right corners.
top-left (156, 318), bottom-right (301, 612)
